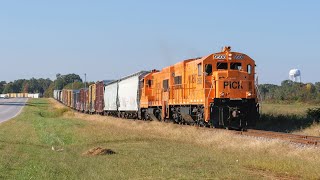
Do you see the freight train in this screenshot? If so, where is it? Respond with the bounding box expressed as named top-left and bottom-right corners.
top-left (53, 47), bottom-right (259, 129)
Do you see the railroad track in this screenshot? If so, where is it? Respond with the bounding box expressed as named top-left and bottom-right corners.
top-left (234, 129), bottom-right (320, 146)
top-left (163, 120), bottom-right (320, 147)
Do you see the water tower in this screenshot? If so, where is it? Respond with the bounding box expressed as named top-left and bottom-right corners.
top-left (289, 69), bottom-right (301, 82)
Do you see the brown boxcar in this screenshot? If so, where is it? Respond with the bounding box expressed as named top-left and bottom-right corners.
top-left (67, 90), bottom-right (72, 107)
top-left (88, 84), bottom-right (96, 113)
top-left (95, 81), bottom-right (105, 114)
top-left (84, 88), bottom-right (90, 113)
top-left (79, 88), bottom-right (87, 112)
top-left (62, 89), bottom-right (68, 105)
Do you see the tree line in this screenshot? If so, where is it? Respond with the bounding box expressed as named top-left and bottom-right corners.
top-left (0, 73), bottom-right (90, 97)
top-left (0, 78), bottom-right (52, 95)
top-left (258, 80), bottom-right (320, 103)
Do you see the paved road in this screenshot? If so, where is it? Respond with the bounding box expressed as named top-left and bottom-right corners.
top-left (0, 98), bottom-right (28, 123)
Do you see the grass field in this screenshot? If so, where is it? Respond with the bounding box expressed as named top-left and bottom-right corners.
top-left (260, 103), bottom-right (319, 115)
top-left (0, 99), bottom-right (320, 179)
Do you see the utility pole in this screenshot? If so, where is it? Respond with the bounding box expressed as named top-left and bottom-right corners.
top-left (84, 73), bottom-right (87, 89)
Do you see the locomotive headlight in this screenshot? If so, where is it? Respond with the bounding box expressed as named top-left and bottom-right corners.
top-left (220, 92), bottom-right (225, 97)
top-left (247, 92), bottom-right (252, 97)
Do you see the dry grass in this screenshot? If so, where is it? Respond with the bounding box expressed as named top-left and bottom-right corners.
top-left (294, 122), bottom-right (320, 136)
top-left (261, 103), bottom-right (319, 115)
top-left (54, 99), bottom-right (320, 170)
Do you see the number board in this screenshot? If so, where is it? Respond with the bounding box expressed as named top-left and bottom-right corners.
top-left (234, 54), bottom-right (244, 60)
top-left (214, 54), bottom-right (226, 60)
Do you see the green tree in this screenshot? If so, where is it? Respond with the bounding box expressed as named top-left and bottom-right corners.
top-left (258, 80), bottom-right (320, 103)
top-left (22, 82), bottom-right (29, 93)
top-left (28, 78), bottom-right (40, 93)
top-left (63, 81), bottom-right (93, 90)
top-left (54, 73), bottom-right (83, 90)
top-left (315, 82), bottom-right (320, 92)
top-left (43, 82), bottom-right (55, 98)
top-left (37, 78), bottom-right (52, 94)
top-left (0, 81), bottom-right (6, 93)
top-left (3, 83), bottom-right (13, 93)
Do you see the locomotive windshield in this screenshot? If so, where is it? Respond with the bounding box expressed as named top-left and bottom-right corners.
top-left (217, 62), bottom-right (228, 70)
top-left (230, 63), bottom-right (242, 70)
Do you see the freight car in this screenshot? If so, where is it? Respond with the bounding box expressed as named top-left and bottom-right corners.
top-left (88, 84), bottom-right (96, 114)
top-left (71, 90), bottom-right (80, 109)
top-left (103, 71), bottom-right (149, 118)
top-left (95, 81), bottom-right (105, 114)
top-left (61, 89), bottom-right (68, 105)
top-left (78, 88), bottom-right (88, 112)
top-left (53, 90), bottom-right (61, 101)
top-left (55, 46), bottom-right (259, 129)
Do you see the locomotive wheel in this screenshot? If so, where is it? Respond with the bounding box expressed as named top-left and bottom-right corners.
top-left (144, 113), bottom-right (149, 121)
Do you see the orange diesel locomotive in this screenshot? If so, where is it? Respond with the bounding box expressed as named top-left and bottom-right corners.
top-left (140, 46), bottom-right (259, 129)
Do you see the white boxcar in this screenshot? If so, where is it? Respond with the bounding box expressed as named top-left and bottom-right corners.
top-left (53, 90), bottom-right (59, 100)
top-left (57, 90), bottom-right (62, 101)
top-left (104, 81), bottom-right (118, 111)
top-left (118, 71), bottom-right (149, 111)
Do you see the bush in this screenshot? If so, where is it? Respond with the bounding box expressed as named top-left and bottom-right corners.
top-left (306, 108), bottom-right (320, 122)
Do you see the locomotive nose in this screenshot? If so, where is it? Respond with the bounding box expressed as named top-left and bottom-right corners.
top-left (213, 70), bottom-right (254, 99)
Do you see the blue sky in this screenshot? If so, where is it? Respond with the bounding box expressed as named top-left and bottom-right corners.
top-left (0, 0), bottom-right (319, 84)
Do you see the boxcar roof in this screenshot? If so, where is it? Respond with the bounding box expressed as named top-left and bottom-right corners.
top-left (105, 70), bottom-right (150, 86)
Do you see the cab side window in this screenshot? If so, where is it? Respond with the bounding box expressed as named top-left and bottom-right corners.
top-left (148, 80), bottom-right (152, 87)
top-left (205, 64), bottom-right (212, 75)
top-left (247, 64), bottom-right (252, 74)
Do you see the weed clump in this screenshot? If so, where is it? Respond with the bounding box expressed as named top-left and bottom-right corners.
top-left (39, 108), bottom-right (69, 118)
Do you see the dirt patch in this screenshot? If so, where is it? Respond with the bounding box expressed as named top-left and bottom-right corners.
top-left (83, 147), bottom-right (116, 156)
